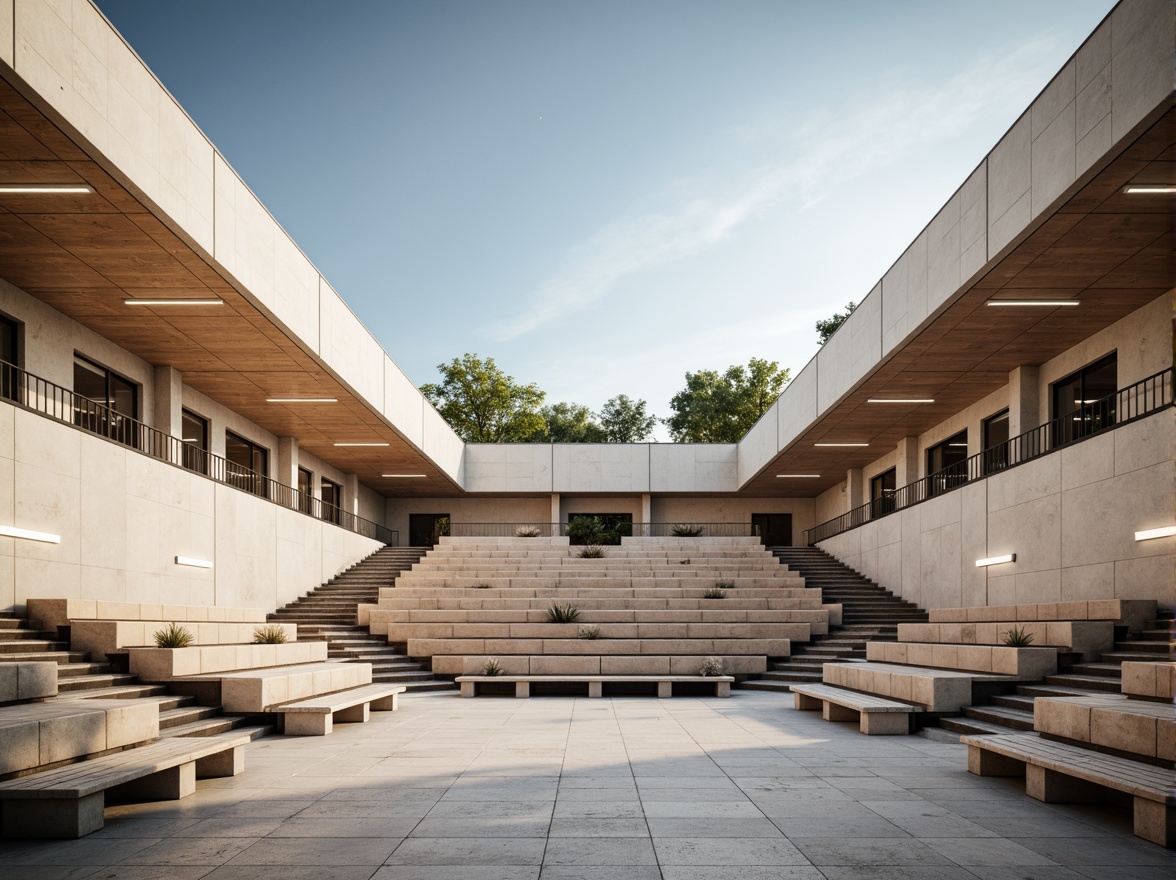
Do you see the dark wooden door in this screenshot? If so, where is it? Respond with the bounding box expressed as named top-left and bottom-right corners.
top-left (410, 514), bottom-right (450, 547)
top-left (751, 514), bottom-right (792, 546)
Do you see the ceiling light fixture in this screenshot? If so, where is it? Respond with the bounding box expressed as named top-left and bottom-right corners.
top-left (1122, 185), bottom-right (1176, 194)
top-left (0, 184), bottom-right (92, 194)
top-left (175, 556), bottom-right (213, 569)
top-left (814, 442), bottom-right (869, 447)
top-left (1134, 525), bottom-right (1176, 541)
top-left (0, 524), bottom-right (62, 543)
top-left (986, 300), bottom-right (1079, 307)
top-left (867, 398), bottom-right (934, 404)
top-left (334, 442), bottom-right (390, 447)
top-left (125, 298), bottom-right (224, 306)
top-left (975, 553), bottom-right (1015, 567)
top-left (776, 474), bottom-right (821, 478)
top-left (381, 474), bottom-right (427, 478)
top-left (266, 398), bottom-right (338, 403)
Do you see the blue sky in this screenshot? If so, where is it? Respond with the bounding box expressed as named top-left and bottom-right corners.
top-left (97, 0), bottom-right (1115, 439)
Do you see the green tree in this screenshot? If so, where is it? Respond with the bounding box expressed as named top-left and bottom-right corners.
top-left (816, 301), bottom-right (857, 345)
top-left (664, 357), bottom-right (790, 443)
top-left (598, 394), bottom-right (656, 442)
top-left (529, 402), bottom-right (607, 443)
top-left (421, 353), bottom-right (545, 442)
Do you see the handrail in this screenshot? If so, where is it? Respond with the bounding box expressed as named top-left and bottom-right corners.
top-left (444, 522), bottom-right (762, 540)
top-left (0, 358), bottom-right (397, 545)
top-left (804, 367), bottom-right (1173, 545)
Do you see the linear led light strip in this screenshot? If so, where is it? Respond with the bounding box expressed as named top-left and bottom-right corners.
top-left (266, 398), bottom-right (338, 403)
top-left (986, 300), bottom-right (1079, 307)
top-left (125, 298), bottom-right (224, 306)
top-left (0, 524), bottom-right (61, 544)
top-left (814, 442), bottom-right (869, 447)
top-left (976, 553), bottom-right (1015, 567)
top-left (334, 442), bottom-right (390, 447)
top-left (175, 556), bottom-right (212, 569)
top-left (382, 474), bottom-right (427, 478)
top-left (1123, 185), bottom-right (1176, 194)
top-left (0, 184), bottom-right (92, 194)
top-left (1135, 525), bottom-right (1176, 541)
top-left (867, 398), bottom-right (934, 404)
top-left (777, 474), bottom-right (820, 478)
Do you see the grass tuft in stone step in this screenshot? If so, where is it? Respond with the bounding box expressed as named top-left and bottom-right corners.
top-left (578, 545), bottom-right (605, 558)
top-left (699, 656), bottom-right (724, 676)
top-left (577, 625), bottom-right (601, 640)
top-left (670, 523), bottom-right (704, 537)
top-left (482, 657), bottom-right (503, 676)
top-left (703, 586), bottom-right (728, 599)
top-left (153, 623), bottom-right (194, 648)
top-left (473, 583), bottom-right (493, 589)
top-left (514, 525), bottom-right (542, 537)
top-left (1003, 624), bottom-right (1035, 647)
top-left (547, 603), bottom-right (581, 624)
top-left (252, 624), bottom-right (289, 644)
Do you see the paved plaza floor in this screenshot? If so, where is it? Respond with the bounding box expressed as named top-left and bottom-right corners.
top-left (1, 690), bottom-right (1171, 879)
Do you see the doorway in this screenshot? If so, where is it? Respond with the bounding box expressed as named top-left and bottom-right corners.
top-left (410, 513), bottom-right (450, 547)
top-left (751, 513), bottom-right (792, 547)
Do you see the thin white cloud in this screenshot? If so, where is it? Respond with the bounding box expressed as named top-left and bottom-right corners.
top-left (490, 37), bottom-right (1061, 341)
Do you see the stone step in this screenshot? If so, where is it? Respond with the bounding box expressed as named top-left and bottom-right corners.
top-left (57, 672), bottom-right (140, 692)
top-left (0, 651), bottom-right (89, 664)
top-left (1114, 640), bottom-right (1174, 654)
top-left (0, 639), bottom-right (68, 653)
top-left (991, 693), bottom-right (1037, 712)
top-left (937, 716), bottom-right (1010, 737)
top-left (738, 679), bottom-right (795, 693)
top-left (1042, 673), bottom-right (1121, 692)
top-left (1069, 662), bottom-right (1127, 678)
top-left (962, 705), bottom-right (1035, 731)
top-left (1098, 651), bottom-right (1171, 664)
top-left (54, 683), bottom-right (169, 700)
top-left (159, 705), bottom-right (223, 730)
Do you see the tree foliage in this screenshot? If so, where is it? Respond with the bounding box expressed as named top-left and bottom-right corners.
top-left (664, 357), bottom-right (790, 443)
top-left (599, 395), bottom-right (657, 443)
top-left (816, 301), bottom-right (857, 345)
top-left (420, 353), bottom-right (545, 442)
top-left (530, 402), bottom-right (607, 443)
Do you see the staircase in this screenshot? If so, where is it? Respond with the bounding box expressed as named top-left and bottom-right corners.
top-left (0, 613), bottom-right (267, 738)
top-left (268, 546), bottom-right (454, 692)
top-left (938, 613), bottom-right (1175, 737)
top-left (740, 546), bottom-right (928, 692)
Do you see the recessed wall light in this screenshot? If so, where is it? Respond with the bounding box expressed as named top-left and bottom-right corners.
top-left (382, 474), bottom-right (427, 478)
top-left (1134, 525), bottom-right (1176, 541)
top-left (776, 474), bottom-right (821, 478)
top-left (0, 184), bottom-right (92, 194)
top-left (0, 524), bottom-right (61, 543)
top-left (975, 554), bottom-right (1015, 567)
top-left (125, 298), bottom-right (224, 306)
top-left (814, 442), bottom-right (869, 447)
top-left (867, 398), bottom-right (935, 404)
top-left (175, 556), bottom-right (213, 569)
top-left (1122, 185), bottom-right (1176, 194)
top-left (266, 398), bottom-right (338, 403)
top-left (334, 442), bottom-right (390, 447)
top-left (986, 300), bottom-right (1079, 307)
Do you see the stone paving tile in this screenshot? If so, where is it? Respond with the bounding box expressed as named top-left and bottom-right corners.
top-left (542, 837), bottom-right (659, 865)
top-left (384, 837), bottom-right (546, 866)
top-left (205, 868), bottom-right (382, 880)
top-left (225, 836), bottom-right (402, 866)
top-left (372, 868), bottom-right (538, 880)
top-left (788, 836), bottom-right (956, 867)
top-left (659, 869), bottom-right (825, 880)
top-left (653, 836), bottom-right (810, 866)
top-left (116, 837), bottom-right (257, 866)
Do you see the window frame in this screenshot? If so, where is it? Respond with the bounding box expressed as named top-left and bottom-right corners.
top-left (224, 430), bottom-right (269, 498)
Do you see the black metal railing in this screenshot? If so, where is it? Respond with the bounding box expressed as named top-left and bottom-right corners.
top-left (804, 368), bottom-right (1172, 545)
top-left (0, 358), bottom-right (397, 545)
top-left (445, 522), bottom-right (762, 542)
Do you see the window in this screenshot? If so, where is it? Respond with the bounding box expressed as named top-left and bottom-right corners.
top-left (982, 409), bottom-right (1010, 474)
top-left (320, 477), bottom-right (342, 524)
top-left (870, 468), bottom-right (897, 516)
top-left (297, 467), bottom-right (314, 514)
top-left (73, 355), bottom-right (138, 447)
top-left (225, 431), bottom-right (268, 497)
top-left (0, 313), bottom-right (17, 402)
top-left (1052, 353), bottom-right (1117, 446)
top-left (926, 430), bottom-right (969, 496)
top-left (180, 409), bottom-right (208, 474)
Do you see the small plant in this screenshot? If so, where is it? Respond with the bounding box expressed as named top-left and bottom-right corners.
top-left (699, 656), bottom-right (724, 677)
top-left (1003, 625), bottom-right (1036, 647)
top-left (482, 657), bottom-right (503, 676)
top-left (714, 579), bottom-right (735, 590)
top-left (703, 587), bottom-right (727, 599)
top-left (252, 624), bottom-right (288, 644)
top-left (577, 625), bottom-right (601, 640)
top-left (547, 603), bottom-right (581, 624)
top-left (670, 523), bottom-right (704, 537)
top-left (679, 558), bottom-right (691, 565)
top-left (578, 545), bottom-right (605, 558)
top-left (153, 623), bottom-right (194, 649)
top-left (515, 525), bottom-right (542, 538)
top-left (473, 582), bottom-right (493, 589)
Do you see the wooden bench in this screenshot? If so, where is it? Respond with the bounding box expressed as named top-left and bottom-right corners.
top-left (0, 732), bottom-right (251, 839)
top-left (274, 684), bottom-right (406, 735)
top-left (962, 732), bottom-right (1176, 847)
top-left (455, 674), bottom-right (733, 698)
top-left (791, 683), bottom-right (916, 735)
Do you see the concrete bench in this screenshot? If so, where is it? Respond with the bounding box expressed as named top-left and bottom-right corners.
top-left (186, 661), bottom-right (374, 713)
top-left (455, 674), bottom-right (733, 698)
top-left (962, 732), bottom-right (1176, 847)
top-left (1121, 661), bottom-right (1175, 701)
top-left (447, 653), bottom-right (768, 676)
top-left (275, 684), bottom-right (406, 735)
top-left (0, 699), bottom-right (159, 775)
top-left (1033, 695), bottom-right (1174, 761)
top-left (128, 640), bottom-right (328, 681)
top-left (0, 661), bottom-right (57, 703)
top-left (26, 599), bottom-right (267, 634)
top-left (896, 620), bottom-right (1114, 661)
top-left (790, 683), bottom-right (915, 735)
top-left (0, 732), bottom-right (250, 838)
top-left (823, 661), bottom-right (1010, 712)
top-left (866, 641), bottom-right (1058, 678)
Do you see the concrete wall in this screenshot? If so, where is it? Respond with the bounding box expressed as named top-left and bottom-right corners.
top-left (0, 404), bottom-right (382, 613)
top-left (652, 497), bottom-right (816, 541)
top-left (384, 496), bottom-right (551, 541)
top-left (818, 411), bottom-right (1175, 613)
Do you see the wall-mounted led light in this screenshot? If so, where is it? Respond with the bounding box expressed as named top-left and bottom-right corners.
top-left (175, 556), bottom-right (213, 569)
top-left (266, 398), bottom-right (338, 403)
top-left (1134, 525), bottom-right (1176, 541)
top-left (777, 474), bottom-right (821, 478)
top-left (976, 554), bottom-right (1015, 567)
top-left (381, 474), bottom-right (427, 478)
top-left (334, 442), bottom-right (390, 447)
top-left (0, 525), bottom-right (61, 544)
top-left (868, 398), bottom-right (934, 404)
top-left (0, 184), bottom-right (92, 194)
top-left (814, 442), bottom-right (869, 447)
top-left (1123, 185), bottom-right (1176, 194)
top-left (986, 300), bottom-right (1079, 307)
top-left (125, 298), bottom-right (224, 306)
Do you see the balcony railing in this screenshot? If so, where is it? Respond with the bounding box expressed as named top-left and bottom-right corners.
top-left (804, 368), bottom-right (1173, 545)
top-left (0, 359), bottom-right (397, 546)
top-left (444, 522), bottom-right (762, 543)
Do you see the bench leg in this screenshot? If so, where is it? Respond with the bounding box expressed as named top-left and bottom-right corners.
top-left (112, 762), bottom-right (196, 801)
top-left (794, 692), bottom-right (821, 711)
top-left (335, 703), bottom-right (370, 724)
top-left (968, 745), bottom-right (1025, 777)
top-left (2, 793), bottom-right (106, 839)
top-left (371, 693), bottom-right (399, 711)
top-left (286, 713), bottom-right (332, 736)
top-left (460, 681), bottom-right (475, 697)
top-left (657, 682), bottom-right (672, 698)
top-left (860, 713), bottom-right (909, 735)
top-left (587, 681), bottom-right (602, 698)
top-left (822, 702), bottom-right (858, 723)
top-left (1026, 765), bottom-right (1104, 803)
top-left (1133, 797), bottom-right (1175, 848)
top-left (196, 745), bottom-right (244, 778)
top-left (515, 681), bottom-right (530, 698)
top-left (715, 681), bottom-right (730, 697)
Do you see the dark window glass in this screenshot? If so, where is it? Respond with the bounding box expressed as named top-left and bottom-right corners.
top-left (926, 430), bottom-right (969, 496)
top-left (870, 468), bottom-right (897, 516)
top-left (1052, 353), bottom-right (1117, 446)
top-left (73, 355), bottom-right (138, 447)
top-left (225, 431), bottom-right (268, 498)
top-left (297, 467), bottom-right (314, 514)
top-left (320, 478), bottom-right (341, 524)
top-left (180, 409), bottom-right (208, 474)
top-left (982, 409), bottom-right (1010, 474)
top-left (1, 314), bottom-right (19, 402)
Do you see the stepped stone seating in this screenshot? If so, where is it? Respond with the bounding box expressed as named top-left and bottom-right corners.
top-left (865, 641), bottom-right (1058, 678)
top-left (0, 661), bottom-right (58, 702)
top-left (26, 599), bottom-right (267, 634)
top-left (456, 674), bottom-right (733, 698)
top-left (0, 699), bottom-right (159, 776)
top-left (1121, 661), bottom-right (1175, 700)
top-left (896, 620), bottom-right (1114, 661)
top-left (185, 661), bottom-right (373, 713)
top-left (928, 599), bottom-right (1156, 634)
top-left (1033, 694), bottom-right (1174, 761)
top-left (364, 536), bottom-right (823, 687)
top-left (71, 621), bottom-right (297, 660)
top-left (128, 641), bottom-right (328, 681)
top-left (822, 661), bottom-right (1003, 712)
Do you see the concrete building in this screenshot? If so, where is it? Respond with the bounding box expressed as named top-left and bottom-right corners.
top-left (0, 0), bottom-right (1171, 621)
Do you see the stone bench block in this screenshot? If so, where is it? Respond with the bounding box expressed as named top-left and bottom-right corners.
top-left (26, 599), bottom-right (267, 633)
top-left (408, 637), bottom-right (790, 658)
top-left (866, 641), bottom-right (1057, 678)
top-left (445, 654), bottom-right (767, 676)
top-left (1035, 695), bottom-right (1175, 760)
top-left (0, 662), bottom-right (58, 703)
top-left (456, 674), bottom-right (733, 698)
top-left (928, 600), bottom-right (1157, 633)
top-left (0, 700), bottom-right (159, 775)
top-left (1120, 661), bottom-right (1175, 700)
top-left (128, 641), bottom-right (328, 681)
top-left (277, 684), bottom-right (405, 735)
top-left (896, 621), bottom-right (1114, 661)
top-left (823, 662), bottom-right (990, 712)
top-left (70, 621), bottom-right (297, 658)
top-left (204, 661), bottom-right (373, 713)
